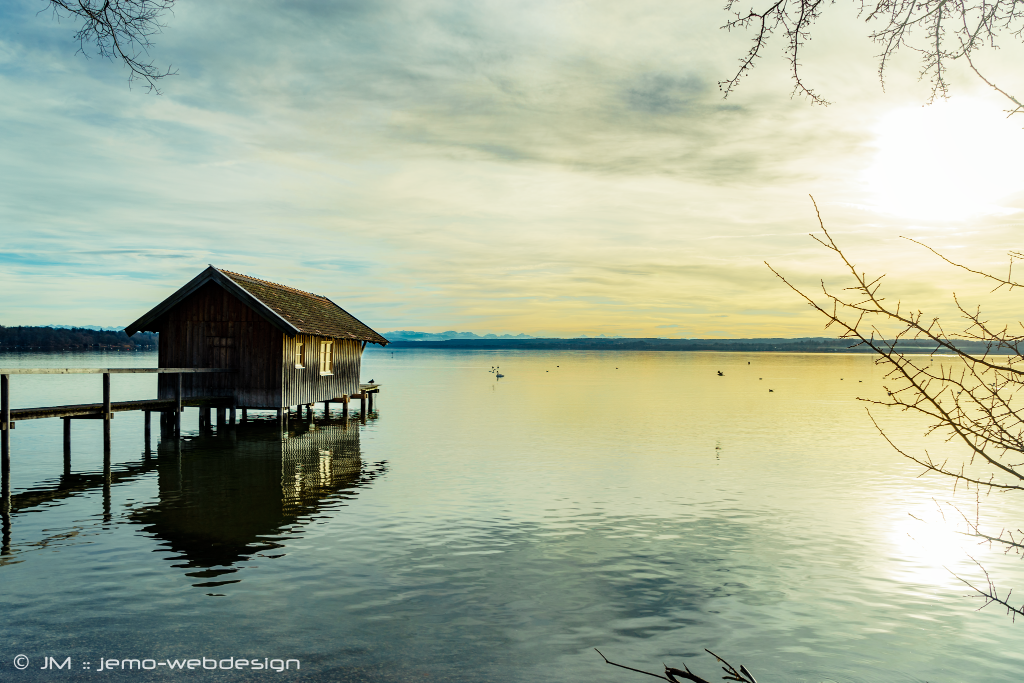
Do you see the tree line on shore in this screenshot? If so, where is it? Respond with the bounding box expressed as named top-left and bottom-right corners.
top-left (0, 326), bottom-right (157, 350)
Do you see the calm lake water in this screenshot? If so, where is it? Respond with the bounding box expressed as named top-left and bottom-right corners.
top-left (2, 348), bottom-right (1023, 682)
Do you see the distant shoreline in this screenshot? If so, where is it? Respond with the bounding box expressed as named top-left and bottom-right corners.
top-left (1, 327), bottom-right (995, 355)
top-left (0, 326), bottom-right (157, 351)
top-left (386, 337), bottom-right (990, 354)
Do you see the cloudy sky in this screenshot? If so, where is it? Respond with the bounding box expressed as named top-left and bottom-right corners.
top-left (2, 1), bottom-right (1024, 337)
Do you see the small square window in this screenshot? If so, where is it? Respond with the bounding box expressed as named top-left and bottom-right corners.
top-left (295, 342), bottom-right (305, 369)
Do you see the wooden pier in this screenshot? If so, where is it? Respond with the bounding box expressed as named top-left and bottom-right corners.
top-left (0, 367), bottom-right (380, 519)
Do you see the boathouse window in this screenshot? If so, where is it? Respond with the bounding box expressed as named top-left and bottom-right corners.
top-left (320, 340), bottom-right (334, 375)
top-left (295, 342), bottom-right (305, 369)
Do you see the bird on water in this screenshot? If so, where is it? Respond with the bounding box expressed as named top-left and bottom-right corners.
top-left (717, 371), bottom-right (724, 376)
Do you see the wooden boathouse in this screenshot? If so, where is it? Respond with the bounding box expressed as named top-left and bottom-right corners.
top-left (125, 266), bottom-right (389, 416)
top-left (1, 268), bottom-right (388, 515)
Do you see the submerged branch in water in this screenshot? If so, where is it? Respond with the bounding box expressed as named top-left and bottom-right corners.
top-left (596, 649), bottom-right (758, 683)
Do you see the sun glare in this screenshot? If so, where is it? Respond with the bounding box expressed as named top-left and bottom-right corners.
top-left (886, 502), bottom-right (977, 590)
top-left (864, 100), bottom-right (1024, 221)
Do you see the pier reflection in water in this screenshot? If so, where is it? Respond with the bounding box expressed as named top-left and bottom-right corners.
top-left (131, 419), bottom-right (386, 588)
top-left (0, 414), bottom-right (386, 586)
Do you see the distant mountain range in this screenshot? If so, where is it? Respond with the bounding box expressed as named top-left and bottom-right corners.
top-left (383, 330), bottom-right (538, 341)
top-left (385, 336), bottom-right (994, 354)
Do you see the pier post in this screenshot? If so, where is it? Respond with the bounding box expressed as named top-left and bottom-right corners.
top-left (103, 419), bottom-right (111, 463)
top-left (102, 372), bottom-right (111, 418)
top-left (342, 395), bottom-right (349, 421)
top-left (324, 400), bottom-right (331, 419)
top-left (174, 374), bottom-right (182, 435)
top-left (229, 406), bottom-right (236, 426)
top-left (360, 392), bottom-right (367, 422)
top-left (1, 374), bottom-right (10, 481)
top-left (101, 372), bottom-right (112, 463)
top-left (144, 411), bottom-right (151, 456)
top-left (276, 407), bottom-right (283, 427)
top-left (2, 374), bottom-right (11, 492)
top-left (63, 418), bottom-right (72, 475)
top-left (241, 408), bottom-right (248, 424)
top-left (368, 390), bottom-right (374, 412)
top-left (216, 406), bottom-right (225, 430)
top-left (0, 373), bottom-right (9, 541)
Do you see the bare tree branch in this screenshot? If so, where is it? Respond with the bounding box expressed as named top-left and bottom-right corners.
top-left (721, 1), bottom-right (1024, 109)
top-left (43, 0), bottom-right (177, 92)
top-left (596, 649), bottom-right (758, 683)
top-left (769, 196), bottom-right (1024, 618)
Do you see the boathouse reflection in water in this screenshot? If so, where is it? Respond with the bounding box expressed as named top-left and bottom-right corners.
top-left (130, 419), bottom-right (386, 588)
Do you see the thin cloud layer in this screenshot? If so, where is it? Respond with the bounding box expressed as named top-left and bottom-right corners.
top-left (1, 0), bottom-right (1021, 336)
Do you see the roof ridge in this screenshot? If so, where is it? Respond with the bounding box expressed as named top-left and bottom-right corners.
top-left (219, 268), bottom-right (327, 301)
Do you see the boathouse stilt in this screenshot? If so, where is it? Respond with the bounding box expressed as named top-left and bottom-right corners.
top-left (229, 407), bottom-right (236, 425)
top-left (359, 392), bottom-right (367, 420)
top-left (63, 418), bottom-right (72, 475)
top-left (241, 408), bottom-right (248, 423)
top-left (216, 406), bottom-right (225, 430)
top-left (175, 374), bottom-right (182, 435)
top-left (2, 374), bottom-right (11, 488)
top-left (368, 390), bottom-right (374, 412)
top-left (103, 420), bottom-right (111, 461)
top-left (342, 395), bottom-right (349, 421)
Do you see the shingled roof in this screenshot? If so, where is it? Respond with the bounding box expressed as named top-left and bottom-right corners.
top-left (220, 269), bottom-right (388, 344)
top-left (125, 266), bottom-right (389, 345)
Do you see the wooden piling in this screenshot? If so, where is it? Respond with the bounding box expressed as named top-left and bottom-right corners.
top-left (342, 394), bottom-right (349, 420)
top-left (216, 406), bottom-right (226, 430)
top-left (368, 390), bottom-right (374, 412)
top-left (102, 372), bottom-right (111, 419)
top-left (230, 406), bottom-right (236, 425)
top-left (102, 418), bottom-right (111, 469)
top-left (241, 408), bottom-right (248, 423)
top-left (63, 417), bottom-right (72, 475)
top-left (1, 374), bottom-right (9, 517)
top-left (174, 373), bottom-right (182, 435)
top-left (1, 374), bottom-right (10, 487)
top-left (324, 400), bottom-right (331, 419)
top-left (360, 392), bottom-right (367, 421)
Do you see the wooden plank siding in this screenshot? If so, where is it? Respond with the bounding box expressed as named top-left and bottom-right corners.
top-left (156, 281), bottom-right (282, 408)
top-left (152, 281), bottom-right (365, 409)
top-left (281, 335), bottom-right (362, 407)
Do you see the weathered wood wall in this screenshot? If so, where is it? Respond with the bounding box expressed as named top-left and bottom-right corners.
top-left (281, 335), bottom-right (363, 407)
top-left (153, 281), bottom-right (366, 408)
top-left (156, 282), bottom-right (283, 408)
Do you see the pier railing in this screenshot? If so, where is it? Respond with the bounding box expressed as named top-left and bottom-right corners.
top-left (0, 369), bottom-right (381, 521)
top-left (0, 368), bottom-right (235, 477)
